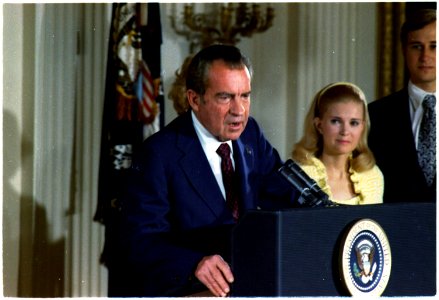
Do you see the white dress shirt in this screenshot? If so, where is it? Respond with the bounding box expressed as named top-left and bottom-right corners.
top-left (408, 81), bottom-right (436, 149)
top-left (191, 111), bottom-right (234, 200)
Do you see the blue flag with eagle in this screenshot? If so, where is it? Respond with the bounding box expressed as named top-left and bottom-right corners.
top-left (94, 3), bottom-right (163, 295)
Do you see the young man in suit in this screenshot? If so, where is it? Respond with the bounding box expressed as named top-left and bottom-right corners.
top-left (119, 44), bottom-right (298, 297)
top-left (368, 9), bottom-right (436, 203)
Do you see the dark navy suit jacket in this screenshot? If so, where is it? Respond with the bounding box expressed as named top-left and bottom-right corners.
top-left (119, 110), bottom-right (297, 296)
top-left (368, 88), bottom-right (436, 203)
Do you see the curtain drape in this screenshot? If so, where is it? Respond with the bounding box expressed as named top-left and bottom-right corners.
top-left (29, 3), bottom-right (110, 296)
top-left (376, 2), bottom-right (406, 99)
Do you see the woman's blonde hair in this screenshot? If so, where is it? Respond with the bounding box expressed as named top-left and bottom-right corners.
top-left (292, 82), bottom-right (375, 172)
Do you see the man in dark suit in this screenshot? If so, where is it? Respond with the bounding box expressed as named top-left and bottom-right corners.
top-left (368, 9), bottom-right (436, 203)
top-left (119, 44), bottom-right (298, 297)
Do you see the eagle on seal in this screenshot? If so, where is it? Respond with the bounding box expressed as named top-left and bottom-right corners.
top-left (355, 239), bottom-right (377, 284)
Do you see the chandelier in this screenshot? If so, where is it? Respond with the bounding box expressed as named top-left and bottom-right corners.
top-left (170, 3), bottom-right (275, 53)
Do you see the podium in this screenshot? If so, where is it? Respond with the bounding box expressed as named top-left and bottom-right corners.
top-left (231, 202), bottom-right (436, 296)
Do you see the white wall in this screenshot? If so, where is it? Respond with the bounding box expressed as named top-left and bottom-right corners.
top-left (3, 4), bottom-right (35, 296)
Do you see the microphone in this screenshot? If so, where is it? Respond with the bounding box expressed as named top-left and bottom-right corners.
top-left (278, 159), bottom-right (337, 207)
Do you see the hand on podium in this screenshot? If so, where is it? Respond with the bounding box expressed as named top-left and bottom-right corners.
top-left (194, 254), bottom-right (234, 297)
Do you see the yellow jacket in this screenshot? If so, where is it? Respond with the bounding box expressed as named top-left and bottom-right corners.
top-left (298, 156), bottom-right (384, 205)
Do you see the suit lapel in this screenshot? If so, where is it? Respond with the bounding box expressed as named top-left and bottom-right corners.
top-left (233, 139), bottom-right (254, 211)
top-left (176, 114), bottom-right (226, 217)
top-left (175, 111), bottom-right (258, 216)
top-left (399, 90), bottom-right (419, 158)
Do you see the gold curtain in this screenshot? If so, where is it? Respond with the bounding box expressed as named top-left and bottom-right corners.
top-left (376, 2), bottom-right (406, 99)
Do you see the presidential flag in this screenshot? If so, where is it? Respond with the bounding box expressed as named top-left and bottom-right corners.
top-left (94, 4), bottom-right (163, 290)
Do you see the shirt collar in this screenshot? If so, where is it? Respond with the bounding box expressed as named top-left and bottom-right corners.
top-left (191, 110), bottom-right (233, 154)
top-left (408, 80), bottom-right (436, 108)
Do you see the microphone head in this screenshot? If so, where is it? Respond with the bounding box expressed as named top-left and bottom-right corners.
top-left (278, 160), bottom-right (337, 208)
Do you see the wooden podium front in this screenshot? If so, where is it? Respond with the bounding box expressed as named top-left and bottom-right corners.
top-left (231, 202), bottom-right (436, 296)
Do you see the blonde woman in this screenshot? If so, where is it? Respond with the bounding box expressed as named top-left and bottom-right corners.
top-left (292, 82), bottom-right (383, 205)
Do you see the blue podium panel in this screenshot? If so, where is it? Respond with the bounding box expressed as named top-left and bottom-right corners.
top-left (231, 203), bottom-right (436, 296)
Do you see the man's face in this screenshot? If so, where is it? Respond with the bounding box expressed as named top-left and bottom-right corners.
top-left (404, 21), bottom-right (436, 92)
top-left (188, 60), bottom-right (251, 141)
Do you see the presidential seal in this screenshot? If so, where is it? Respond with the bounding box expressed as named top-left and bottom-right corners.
top-left (340, 219), bottom-right (391, 296)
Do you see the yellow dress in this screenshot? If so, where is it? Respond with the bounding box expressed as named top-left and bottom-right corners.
top-left (298, 156), bottom-right (384, 205)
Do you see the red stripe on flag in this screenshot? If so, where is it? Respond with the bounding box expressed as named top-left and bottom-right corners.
top-left (139, 60), bottom-right (158, 123)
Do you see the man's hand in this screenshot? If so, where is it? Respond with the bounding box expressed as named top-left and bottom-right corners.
top-left (195, 254), bottom-right (234, 297)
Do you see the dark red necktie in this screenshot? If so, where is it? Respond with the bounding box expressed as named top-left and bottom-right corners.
top-left (216, 143), bottom-right (239, 221)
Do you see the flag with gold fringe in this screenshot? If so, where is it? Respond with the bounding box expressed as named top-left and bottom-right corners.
top-left (94, 4), bottom-right (163, 292)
